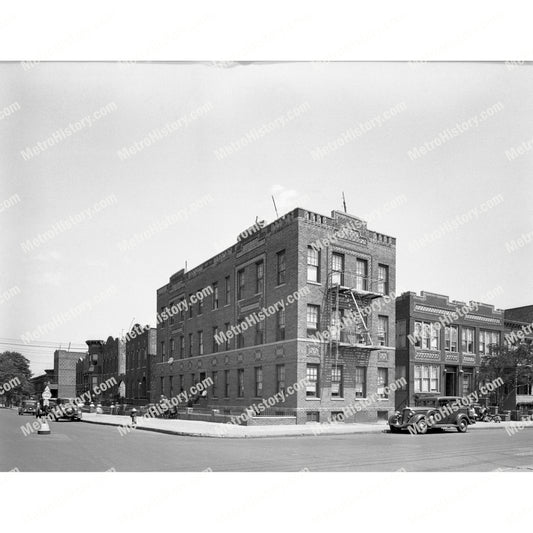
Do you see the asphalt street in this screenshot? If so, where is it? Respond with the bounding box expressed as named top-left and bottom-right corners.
top-left (1, 409), bottom-right (532, 471)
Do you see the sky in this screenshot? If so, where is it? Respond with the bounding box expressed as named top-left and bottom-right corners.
top-left (1, 61), bottom-right (532, 376)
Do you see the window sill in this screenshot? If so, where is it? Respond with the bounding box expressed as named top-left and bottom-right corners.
top-left (307, 281), bottom-right (321, 286)
top-left (306, 397), bottom-right (321, 400)
top-left (331, 397), bottom-right (345, 401)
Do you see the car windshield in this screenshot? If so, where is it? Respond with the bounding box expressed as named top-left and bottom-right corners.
top-left (23, 401), bottom-right (36, 406)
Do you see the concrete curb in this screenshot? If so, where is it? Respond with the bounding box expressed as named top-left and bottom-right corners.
top-left (79, 415), bottom-right (528, 439)
top-left (80, 417), bottom-right (390, 438)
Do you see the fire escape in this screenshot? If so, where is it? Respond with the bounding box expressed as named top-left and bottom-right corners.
top-left (323, 265), bottom-right (384, 371)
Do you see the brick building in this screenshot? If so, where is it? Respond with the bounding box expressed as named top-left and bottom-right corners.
top-left (395, 291), bottom-right (505, 409)
top-left (155, 207), bottom-right (396, 424)
top-left (502, 305), bottom-right (533, 411)
top-left (54, 349), bottom-right (85, 398)
top-left (125, 324), bottom-right (156, 404)
top-left (76, 337), bottom-right (125, 403)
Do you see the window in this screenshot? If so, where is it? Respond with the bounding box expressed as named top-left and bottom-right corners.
top-left (331, 366), bottom-right (343, 397)
top-left (445, 325), bottom-right (458, 351)
top-left (276, 309), bottom-right (286, 341)
top-left (254, 367), bottom-right (263, 397)
top-left (430, 323), bottom-right (440, 350)
top-left (169, 302), bottom-right (175, 325)
top-left (237, 369), bottom-right (244, 397)
top-left (224, 370), bottom-right (230, 397)
top-left (276, 364), bottom-right (285, 394)
top-left (188, 333), bottom-right (193, 356)
top-left (212, 371), bottom-right (218, 397)
top-left (198, 330), bottom-right (204, 355)
top-left (331, 309), bottom-right (345, 342)
top-left (160, 341), bottom-right (165, 362)
top-left (396, 320), bottom-right (406, 349)
top-left (225, 276), bottom-right (231, 305)
top-left (179, 374), bottom-right (183, 393)
top-left (276, 250), bottom-right (286, 285)
top-left (212, 282), bottom-right (219, 309)
top-left (377, 264), bottom-right (389, 294)
top-left (160, 376), bottom-right (164, 396)
top-left (377, 368), bottom-right (388, 398)
top-left (331, 252), bottom-right (344, 285)
top-left (306, 364), bottom-right (320, 397)
top-left (378, 315), bottom-right (389, 346)
top-left (224, 323), bottom-right (231, 351)
top-left (179, 336), bottom-right (184, 358)
top-left (237, 269), bottom-right (245, 300)
top-left (160, 307), bottom-right (166, 327)
top-left (255, 261), bottom-right (264, 293)
top-left (307, 304), bottom-right (320, 337)
top-left (212, 327), bottom-right (219, 353)
top-left (197, 298), bottom-right (203, 315)
top-left (307, 247), bottom-right (320, 282)
top-left (188, 295), bottom-right (193, 318)
top-left (355, 366), bottom-right (366, 397)
top-left (169, 376), bottom-right (173, 397)
top-left (306, 411), bottom-right (319, 423)
top-left (414, 364), bottom-right (440, 393)
top-left (179, 298), bottom-right (185, 320)
top-left (170, 338), bottom-right (175, 357)
top-left (462, 327), bottom-right (475, 353)
top-left (355, 259), bottom-right (368, 290)
top-left (237, 319), bottom-right (244, 348)
top-left (413, 321), bottom-right (439, 350)
top-left (255, 320), bottom-right (264, 345)
top-left (479, 330), bottom-right (500, 355)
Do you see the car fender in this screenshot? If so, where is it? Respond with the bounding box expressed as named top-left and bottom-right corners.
top-left (409, 413), bottom-right (428, 426)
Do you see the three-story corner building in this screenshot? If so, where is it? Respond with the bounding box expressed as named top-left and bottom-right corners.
top-left (395, 291), bottom-right (506, 409)
top-left (155, 207), bottom-right (396, 424)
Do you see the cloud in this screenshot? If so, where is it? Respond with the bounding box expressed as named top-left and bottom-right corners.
top-left (271, 184), bottom-right (310, 213)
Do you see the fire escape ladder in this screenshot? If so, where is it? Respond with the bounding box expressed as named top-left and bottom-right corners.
top-left (348, 290), bottom-right (373, 346)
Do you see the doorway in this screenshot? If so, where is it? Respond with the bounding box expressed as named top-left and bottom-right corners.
top-left (445, 367), bottom-right (457, 396)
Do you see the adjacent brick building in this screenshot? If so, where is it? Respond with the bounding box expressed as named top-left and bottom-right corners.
top-left (155, 207), bottom-right (396, 424)
top-left (76, 337), bottom-right (125, 403)
top-left (125, 324), bottom-right (156, 404)
top-left (54, 349), bottom-right (86, 398)
top-left (395, 291), bottom-right (505, 409)
top-left (502, 305), bottom-right (533, 411)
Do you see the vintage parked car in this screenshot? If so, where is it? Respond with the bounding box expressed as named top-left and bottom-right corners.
top-left (48, 398), bottom-right (83, 421)
top-left (389, 396), bottom-right (475, 434)
top-left (18, 399), bottom-right (38, 416)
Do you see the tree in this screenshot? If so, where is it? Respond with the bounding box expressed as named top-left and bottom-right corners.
top-left (0, 351), bottom-right (33, 406)
top-left (478, 343), bottom-right (533, 408)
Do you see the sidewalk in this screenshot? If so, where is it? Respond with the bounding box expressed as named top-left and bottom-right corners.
top-left (80, 413), bottom-right (530, 438)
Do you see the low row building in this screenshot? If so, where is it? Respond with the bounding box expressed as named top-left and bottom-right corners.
top-left (395, 293), bottom-right (533, 413)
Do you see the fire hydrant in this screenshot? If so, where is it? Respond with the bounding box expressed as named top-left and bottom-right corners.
top-left (131, 408), bottom-right (137, 426)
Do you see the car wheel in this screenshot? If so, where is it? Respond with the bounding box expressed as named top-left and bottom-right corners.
top-left (390, 426), bottom-right (400, 433)
top-left (457, 418), bottom-right (468, 433)
top-left (416, 419), bottom-right (428, 434)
